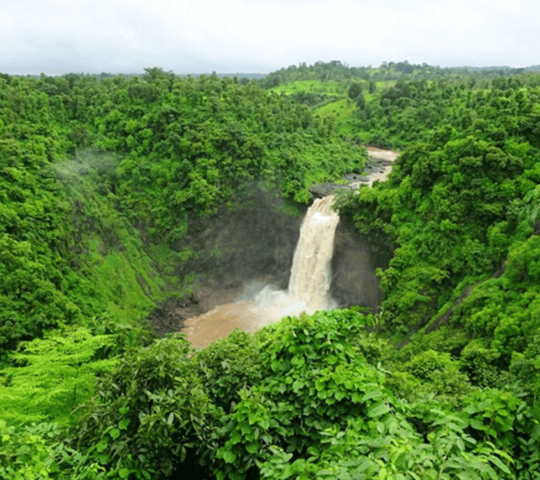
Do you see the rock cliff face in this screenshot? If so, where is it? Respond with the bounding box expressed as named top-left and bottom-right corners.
top-left (331, 220), bottom-right (382, 309)
top-left (187, 191), bottom-right (304, 294)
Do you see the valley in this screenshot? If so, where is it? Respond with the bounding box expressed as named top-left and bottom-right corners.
top-left (1, 62), bottom-right (540, 479)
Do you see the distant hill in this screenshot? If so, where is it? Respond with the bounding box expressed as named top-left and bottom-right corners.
top-left (179, 72), bottom-right (267, 79)
top-left (462, 65), bottom-right (513, 71)
top-left (19, 71), bottom-right (268, 80)
top-left (261, 60), bottom-right (540, 88)
top-left (463, 65), bottom-right (540, 72)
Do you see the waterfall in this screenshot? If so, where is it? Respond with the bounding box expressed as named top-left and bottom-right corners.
top-left (184, 195), bottom-right (340, 348)
top-left (251, 195), bottom-right (339, 319)
top-left (287, 195), bottom-right (339, 312)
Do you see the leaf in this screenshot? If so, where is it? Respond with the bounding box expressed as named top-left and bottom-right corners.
top-left (361, 389), bottom-right (383, 402)
top-left (167, 412), bottom-right (174, 425)
top-left (470, 419), bottom-right (484, 430)
top-left (367, 402), bottom-right (390, 418)
top-left (488, 456), bottom-right (512, 475)
top-left (119, 418), bottom-right (130, 430)
top-left (96, 440), bottom-right (108, 452)
top-left (119, 468), bottom-right (130, 478)
top-left (315, 379), bottom-right (326, 391)
top-left (293, 379), bottom-right (304, 391)
top-left (240, 423), bottom-right (252, 435)
top-left (230, 430), bottom-right (242, 445)
top-left (223, 450), bottom-right (237, 464)
top-left (110, 428), bottom-right (121, 440)
top-left (279, 464), bottom-right (292, 479)
top-left (246, 442), bottom-right (258, 454)
top-left (181, 446), bottom-right (187, 462)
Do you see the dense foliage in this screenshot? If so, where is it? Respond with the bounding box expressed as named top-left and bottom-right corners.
top-left (6, 311), bottom-right (538, 478)
top-left (345, 71), bottom-right (540, 336)
top-left (3, 62), bottom-right (540, 478)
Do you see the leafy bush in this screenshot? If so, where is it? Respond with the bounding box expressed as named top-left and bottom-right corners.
top-left (70, 336), bottom-right (218, 479)
top-left (0, 328), bottom-right (116, 425)
top-left (0, 420), bottom-right (54, 479)
top-left (67, 309), bottom-right (539, 479)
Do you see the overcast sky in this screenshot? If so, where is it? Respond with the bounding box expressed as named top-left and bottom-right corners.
top-left (1, 0), bottom-right (539, 75)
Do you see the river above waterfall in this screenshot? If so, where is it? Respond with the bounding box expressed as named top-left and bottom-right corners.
top-left (358, 147), bottom-right (399, 188)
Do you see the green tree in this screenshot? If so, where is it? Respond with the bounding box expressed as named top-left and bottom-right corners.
top-left (348, 82), bottom-right (362, 100)
top-left (356, 91), bottom-right (366, 109)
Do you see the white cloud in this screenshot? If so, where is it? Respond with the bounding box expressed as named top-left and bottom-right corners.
top-left (0, 0), bottom-right (539, 74)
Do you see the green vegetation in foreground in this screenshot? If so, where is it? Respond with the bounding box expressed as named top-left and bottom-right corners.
top-left (3, 62), bottom-right (540, 478)
top-left (4, 311), bottom-right (538, 478)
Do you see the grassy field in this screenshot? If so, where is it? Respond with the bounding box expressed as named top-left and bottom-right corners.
top-left (270, 79), bottom-right (396, 140)
top-left (315, 98), bottom-right (355, 119)
top-left (271, 79), bottom-right (395, 101)
top-left (271, 80), bottom-right (346, 96)
top-left (314, 98), bottom-right (359, 137)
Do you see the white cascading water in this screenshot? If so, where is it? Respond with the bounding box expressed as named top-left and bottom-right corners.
top-left (184, 195), bottom-right (340, 348)
top-left (287, 195), bottom-right (340, 312)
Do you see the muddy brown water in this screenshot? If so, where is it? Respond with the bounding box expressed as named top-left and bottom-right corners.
top-left (183, 301), bottom-right (258, 349)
